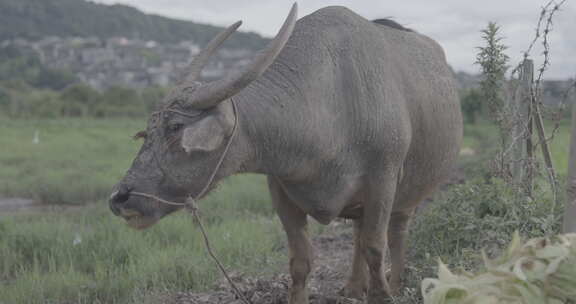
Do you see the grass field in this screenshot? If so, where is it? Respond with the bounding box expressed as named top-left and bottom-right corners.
top-left (0, 117), bottom-right (572, 303)
top-left (461, 119), bottom-right (571, 176)
top-left (0, 118), bottom-right (570, 205)
top-left (0, 119), bottom-right (144, 205)
top-left (0, 201), bottom-right (287, 303)
top-left (0, 118), bottom-right (292, 303)
top-left (549, 120), bottom-right (571, 176)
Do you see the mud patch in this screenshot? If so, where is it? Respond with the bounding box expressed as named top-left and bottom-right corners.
top-left (168, 221), bottom-right (362, 304)
top-left (0, 197), bottom-right (36, 212)
top-left (0, 197), bottom-right (82, 214)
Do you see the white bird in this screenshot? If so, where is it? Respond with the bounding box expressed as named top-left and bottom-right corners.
top-left (32, 130), bottom-right (40, 144)
top-left (73, 233), bottom-right (82, 246)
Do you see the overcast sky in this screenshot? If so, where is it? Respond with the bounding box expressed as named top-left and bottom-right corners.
top-left (94, 0), bottom-right (575, 79)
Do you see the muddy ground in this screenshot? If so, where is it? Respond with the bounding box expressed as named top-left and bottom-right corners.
top-left (0, 197), bottom-right (36, 212)
top-left (167, 220), bottom-right (363, 304)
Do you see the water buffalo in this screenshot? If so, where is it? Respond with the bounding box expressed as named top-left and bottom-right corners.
top-left (109, 4), bottom-right (462, 304)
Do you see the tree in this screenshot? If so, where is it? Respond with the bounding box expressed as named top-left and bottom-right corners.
top-left (26, 89), bottom-right (63, 118)
top-left (140, 86), bottom-right (167, 113)
top-left (32, 68), bottom-right (77, 91)
top-left (98, 86), bottom-right (144, 117)
top-left (475, 22), bottom-right (513, 179)
top-left (461, 88), bottom-right (483, 124)
top-left (60, 84), bottom-right (101, 117)
top-left (475, 22), bottom-right (509, 127)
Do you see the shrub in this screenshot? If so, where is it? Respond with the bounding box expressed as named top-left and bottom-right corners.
top-left (410, 178), bottom-right (562, 264)
top-left (391, 178), bottom-right (563, 304)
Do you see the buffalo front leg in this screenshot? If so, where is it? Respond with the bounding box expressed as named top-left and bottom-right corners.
top-left (362, 174), bottom-right (399, 304)
top-left (339, 219), bottom-right (368, 299)
top-left (387, 208), bottom-right (415, 294)
top-left (268, 177), bottom-right (313, 304)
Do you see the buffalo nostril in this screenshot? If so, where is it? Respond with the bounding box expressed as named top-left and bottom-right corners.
top-left (110, 185), bottom-right (132, 204)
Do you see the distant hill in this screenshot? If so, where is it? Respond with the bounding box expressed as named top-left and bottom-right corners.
top-left (0, 0), bottom-right (268, 50)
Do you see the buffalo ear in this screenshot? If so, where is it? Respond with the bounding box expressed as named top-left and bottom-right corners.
top-left (181, 117), bottom-right (224, 153)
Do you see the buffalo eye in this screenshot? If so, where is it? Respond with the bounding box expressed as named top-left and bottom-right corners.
top-left (167, 123), bottom-right (184, 133)
top-left (132, 130), bottom-right (147, 140)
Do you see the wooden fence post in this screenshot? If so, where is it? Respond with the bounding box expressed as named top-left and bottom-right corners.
top-left (532, 84), bottom-right (558, 203)
top-left (512, 59), bottom-right (534, 195)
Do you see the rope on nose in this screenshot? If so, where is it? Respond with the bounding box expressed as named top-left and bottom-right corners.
top-left (130, 191), bottom-right (189, 206)
top-left (125, 99), bottom-right (253, 304)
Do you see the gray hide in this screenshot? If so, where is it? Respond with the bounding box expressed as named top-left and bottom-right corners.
top-left (240, 8), bottom-right (461, 223)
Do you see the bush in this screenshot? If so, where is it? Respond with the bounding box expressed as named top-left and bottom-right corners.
top-left (0, 81), bottom-right (158, 119)
top-left (411, 179), bottom-right (561, 264)
top-left (97, 86), bottom-right (146, 117)
top-left (60, 84), bottom-right (102, 117)
top-left (390, 178), bottom-right (564, 304)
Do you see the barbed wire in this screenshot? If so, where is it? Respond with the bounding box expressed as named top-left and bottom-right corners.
top-left (511, 1), bottom-right (555, 77)
top-left (492, 0), bottom-right (568, 202)
top-left (534, 0), bottom-right (567, 86)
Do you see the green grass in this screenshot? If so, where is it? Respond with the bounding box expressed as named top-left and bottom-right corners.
top-left (0, 202), bottom-right (286, 304)
top-left (0, 117), bottom-right (570, 204)
top-left (462, 122), bottom-right (497, 150)
top-left (0, 118), bottom-right (289, 303)
top-left (548, 120), bottom-right (570, 176)
top-left (460, 119), bottom-right (571, 176)
top-left (0, 118), bottom-right (145, 204)
top-left (0, 171), bottom-right (288, 304)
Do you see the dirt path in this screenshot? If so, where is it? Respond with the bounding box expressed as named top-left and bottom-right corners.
top-left (0, 197), bottom-right (85, 215)
top-left (169, 221), bottom-right (362, 304)
top-left (0, 197), bottom-right (36, 213)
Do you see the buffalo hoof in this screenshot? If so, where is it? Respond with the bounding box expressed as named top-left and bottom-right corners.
top-left (338, 284), bottom-right (366, 300)
top-left (367, 288), bottom-right (390, 304)
top-left (289, 289), bottom-right (309, 304)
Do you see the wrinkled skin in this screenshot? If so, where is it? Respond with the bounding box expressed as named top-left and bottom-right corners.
top-left (109, 6), bottom-right (462, 304)
top-left (109, 89), bottom-right (239, 229)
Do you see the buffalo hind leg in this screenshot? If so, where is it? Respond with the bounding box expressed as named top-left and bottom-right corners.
top-left (268, 177), bottom-right (313, 304)
top-left (362, 173), bottom-right (399, 304)
top-left (339, 219), bottom-right (368, 299)
top-left (387, 208), bottom-right (415, 294)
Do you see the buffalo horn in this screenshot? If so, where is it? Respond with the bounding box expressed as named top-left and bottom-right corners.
top-left (184, 21), bottom-right (243, 83)
top-left (186, 3), bottom-right (298, 109)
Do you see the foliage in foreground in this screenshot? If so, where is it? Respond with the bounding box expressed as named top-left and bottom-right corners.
top-left (422, 232), bottom-right (576, 304)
